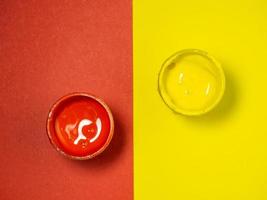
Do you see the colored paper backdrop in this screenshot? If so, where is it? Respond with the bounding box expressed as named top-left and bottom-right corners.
top-left (1, 0), bottom-right (267, 199)
top-left (134, 0), bottom-right (267, 199)
top-left (0, 1), bottom-right (132, 199)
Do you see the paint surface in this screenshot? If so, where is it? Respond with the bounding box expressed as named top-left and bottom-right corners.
top-left (54, 97), bottom-right (111, 156)
top-left (159, 52), bottom-right (224, 114)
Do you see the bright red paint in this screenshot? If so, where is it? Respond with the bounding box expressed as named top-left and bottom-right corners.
top-left (47, 94), bottom-right (114, 159)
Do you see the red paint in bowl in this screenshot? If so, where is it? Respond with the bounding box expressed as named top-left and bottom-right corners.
top-left (46, 93), bottom-right (114, 160)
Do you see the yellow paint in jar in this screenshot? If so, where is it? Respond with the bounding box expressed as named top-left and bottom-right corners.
top-left (158, 49), bottom-right (225, 116)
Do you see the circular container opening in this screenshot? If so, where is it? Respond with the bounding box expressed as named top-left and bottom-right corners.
top-left (158, 49), bottom-right (225, 116)
top-left (46, 93), bottom-right (114, 160)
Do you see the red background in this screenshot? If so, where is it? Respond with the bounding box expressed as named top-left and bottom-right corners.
top-left (0, 0), bottom-right (132, 199)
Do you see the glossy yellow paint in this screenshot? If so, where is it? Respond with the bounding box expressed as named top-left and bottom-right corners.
top-left (134, 0), bottom-right (267, 199)
top-left (158, 49), bottom-right (225, 115)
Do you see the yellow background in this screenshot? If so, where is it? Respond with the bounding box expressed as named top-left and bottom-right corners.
top-left (134, 0), bottom-right (267, 199)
